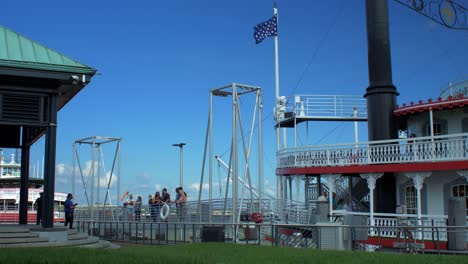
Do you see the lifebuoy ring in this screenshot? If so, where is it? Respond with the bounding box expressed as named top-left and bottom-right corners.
top-left (160, 203), bottom-right (170, 220)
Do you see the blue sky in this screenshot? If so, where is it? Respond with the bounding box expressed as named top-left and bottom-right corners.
top-left (2, 0), bottom-right (467, 204)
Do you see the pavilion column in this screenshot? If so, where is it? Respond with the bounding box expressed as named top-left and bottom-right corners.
top-left (456, 170), bottom-right (468, 182)
top-left (405, 172), bottom-right (431, 228)
top-left (360, 173), bottom-right (383, 234)
top-left (19, 131), bottom-right (30, 225)
top-left (323, 174), bottom-right (339, 222)
top-left (42, 95), bottom-right (58, 228)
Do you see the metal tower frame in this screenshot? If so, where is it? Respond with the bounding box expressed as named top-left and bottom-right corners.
top-left (197, 83), bottom-right (263, 224)
top-left (73, 136), bottom-right (122, 223)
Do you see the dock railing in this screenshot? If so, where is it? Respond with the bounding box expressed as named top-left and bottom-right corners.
top-left (74, 219), bottom-right (468, 253)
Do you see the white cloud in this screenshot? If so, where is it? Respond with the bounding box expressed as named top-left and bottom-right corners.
top-left (55, 163), bottom-right (73, 184)
top-left (265, 187), bottom-right (276, 197)
top-left (55, 160), bottom-right (119, 193)
top-left (154, 184), bottom-right (162, 191)
top-left (190, 182), bottom-right (209, 192)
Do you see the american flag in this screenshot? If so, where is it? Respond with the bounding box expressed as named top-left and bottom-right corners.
top-left (253, 14), bottom-right (277, 44)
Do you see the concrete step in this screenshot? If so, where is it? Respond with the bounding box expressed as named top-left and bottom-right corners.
top-left (77, 240), bottom-right (111, 249)
top-left (68, 229), bottom-right (79, 235)
top-left (0, 237), bottom-right (49, 244)
top-left (68, 233), bottom-right (89, 240)
top-left (0, 232), bottom-right (39, 239)
top-left (0, 227), bottom-right (30, 233)
top-left (0, 236), bottom-right (100, 248)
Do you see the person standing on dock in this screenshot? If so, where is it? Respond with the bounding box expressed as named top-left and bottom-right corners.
top-left (161, 188), bottom-right (170, 204)
top-left (175, 187), bottom-right (187, 222)
top-left (34, 192), bottom-right (43, 225)
top-left (64, 193), bottom-right (76, 229)
top-left (134, 196), bottom-right (142, 221)
top-left (153, 192), bottom-right (162, 222)
top-left (148, 194), bottom-right (154, 221)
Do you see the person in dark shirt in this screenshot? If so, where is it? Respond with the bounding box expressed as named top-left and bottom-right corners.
top-left (34, 192), bottom-right (43, 225)
top-left (161, 188), bottom-right (170, 204)
top-left (64, 193), bottom-right (76, 229)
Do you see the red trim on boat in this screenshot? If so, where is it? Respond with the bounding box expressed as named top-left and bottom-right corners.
top-left (394, 96), bottom-right (468, 116)
top-left (276, 161), bottom-right (468, 175)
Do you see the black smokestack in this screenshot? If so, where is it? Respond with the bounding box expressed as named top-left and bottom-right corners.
top-left (365, 0), bottom-right (398, 140)
top-left (364, 0), bottom-right (398, 213)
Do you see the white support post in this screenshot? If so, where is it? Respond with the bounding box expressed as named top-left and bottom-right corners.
top-left (258, 91), bottom-right (263, 215)
top-left (277, 175), bottom-right (282, 213)
top-left (284, 177), bottom-right (288, 204)
top-left (323, 174), bottom-right (339, 222)
top-left (405, 171), bottom-right (431, 239)
top-left (209, 91), bottom-right (213, 223)
top-left (429, 108), bottom-right (434, 141)
top-left (353, 107), bottom-right (359, 148)
top-left (360, 173), bottom-right (383, 235)
top-left (295, 176), bottom-right (301, 202)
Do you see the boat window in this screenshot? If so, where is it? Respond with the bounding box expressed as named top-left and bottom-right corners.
top-left (426, 122), bottom-right (442, 136)
top-left (452, 184), bottom-right (468, 215)
top-left (405, 186), bottom-right (417, 214)
top-left (462, 118), bottom-right (468, 133)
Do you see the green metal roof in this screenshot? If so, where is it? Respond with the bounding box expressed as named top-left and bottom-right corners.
top-left (0, 25), bottom-right (95, 75)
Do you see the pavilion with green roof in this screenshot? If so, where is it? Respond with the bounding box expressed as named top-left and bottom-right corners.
top-left (0, 25), bottom-right (96, 227)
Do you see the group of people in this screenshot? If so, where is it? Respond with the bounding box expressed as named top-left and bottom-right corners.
top-left (123, 187), bottom-right (187, 222)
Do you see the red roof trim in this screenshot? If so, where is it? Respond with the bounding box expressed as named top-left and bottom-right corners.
top-left (394, 95), bottom-right (467, 117)
top-left (276, 161), bottom-right (468, 175)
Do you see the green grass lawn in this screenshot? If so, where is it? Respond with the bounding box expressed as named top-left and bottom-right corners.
top-left (0, 244), bottom-right (465, 264)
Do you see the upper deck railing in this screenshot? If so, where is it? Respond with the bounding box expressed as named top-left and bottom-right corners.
top-left (439, 78), bottom-right (468, 98)
top-left (278, 133), bottom-right (468, 168)
top-left (285, 94), bottom-right (367, 120)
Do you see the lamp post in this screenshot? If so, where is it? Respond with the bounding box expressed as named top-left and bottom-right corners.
top-left (172, 143), bottom-right (186, 187)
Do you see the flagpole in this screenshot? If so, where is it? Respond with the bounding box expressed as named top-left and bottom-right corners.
top-left (273, 1), bottom-right (284, 214)
top-left (274, 4), bottom-right (280, 150)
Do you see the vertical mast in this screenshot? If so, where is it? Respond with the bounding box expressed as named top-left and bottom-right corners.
top-left (274, 2), bottom-right (280, 153)
top-left (273, 0), bottom-right (282, 214)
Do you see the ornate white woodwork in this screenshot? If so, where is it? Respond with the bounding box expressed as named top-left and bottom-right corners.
top-left (360, 173), bottom-right (383, 234)
top-left (406, 172), bottom-right (432, 191)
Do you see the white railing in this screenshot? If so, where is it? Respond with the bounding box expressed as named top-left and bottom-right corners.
top-left (440, 78), bottom-right (468, 98)
top-left (373, 216), bottom-right (448, 240)
top-left (285, 94), bottom-right (367, 119)
top-left (75, 198), bottom-right (273, 224)
top-left (278, 133), bottom-right (468, 168)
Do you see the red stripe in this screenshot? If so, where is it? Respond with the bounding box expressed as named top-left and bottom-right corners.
top-left (277, 161), bottom-right (468, 175)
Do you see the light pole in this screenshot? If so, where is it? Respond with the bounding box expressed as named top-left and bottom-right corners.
top-left (172, 143), bottom-right (186, 187)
